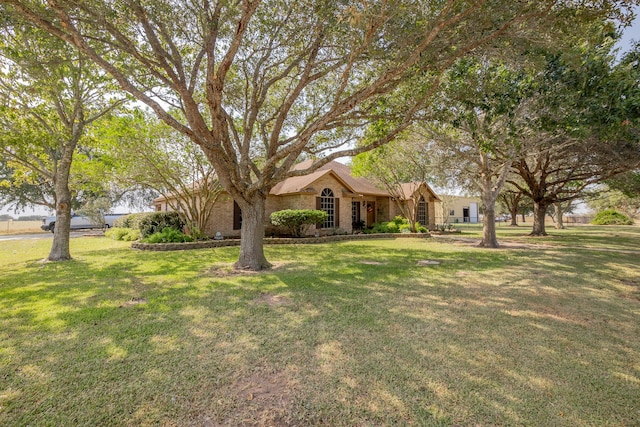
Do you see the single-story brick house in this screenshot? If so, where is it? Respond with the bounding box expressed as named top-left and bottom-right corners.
top-left (153, 160), bottom-right (440, 237)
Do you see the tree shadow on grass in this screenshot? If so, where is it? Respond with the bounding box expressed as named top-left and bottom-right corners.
top-left (1, 240), bottom-right (639, 425)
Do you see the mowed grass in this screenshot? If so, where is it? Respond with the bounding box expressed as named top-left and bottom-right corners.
top-left (1, 229), bottom-right (639, 426)
top-left (457, 222), bottom-right (640, 252)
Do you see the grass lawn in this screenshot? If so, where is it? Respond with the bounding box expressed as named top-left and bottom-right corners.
top-left (1, 227), bottom-right (639, 426)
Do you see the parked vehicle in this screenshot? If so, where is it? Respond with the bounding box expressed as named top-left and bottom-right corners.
top-left (41, 213), bottom-right (127, 233)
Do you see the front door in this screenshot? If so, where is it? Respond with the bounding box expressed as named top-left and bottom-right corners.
top-left (366, 202), bottom-right (376, 227)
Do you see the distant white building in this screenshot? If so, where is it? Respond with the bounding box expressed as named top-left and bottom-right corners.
top-left (434, 195), bottom-right (480, 224)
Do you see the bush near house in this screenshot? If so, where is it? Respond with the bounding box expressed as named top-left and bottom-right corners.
top-left (105, 227), bottom-right (141, 241)
top-left (142, 227), bottom-right (193, 243)
top-left (270, 209), bottom-right (328, 237)
top-left (365, 216), bottom-right (428, 234)
top-left (113, 212), bottom-right (155, 229)
top-left (591, 209), bottom-right (634, 225)
top-left (139, 212), bottom-right (185, 238)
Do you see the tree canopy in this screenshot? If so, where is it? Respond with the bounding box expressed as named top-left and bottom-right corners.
top-left (0, 17), bottom-right (124, 260)
top-left (3, 0), bottom-right (637, 267)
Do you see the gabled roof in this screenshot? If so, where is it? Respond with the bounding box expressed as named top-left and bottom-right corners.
top-left (395, 182), bottom-right (441, 201)
top-left (270, 159), bottom-right (388, 197)
top-left (270, 169), bottom-right (346, 195)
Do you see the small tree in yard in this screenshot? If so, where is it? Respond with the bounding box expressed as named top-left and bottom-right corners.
top-left (270, 210), bottom-right (327, 238)
top-left (0, 18), bottom-right (124, 261)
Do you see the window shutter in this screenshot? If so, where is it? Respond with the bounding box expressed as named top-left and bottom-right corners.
top-left (233, 201), bottom-right (242, 230)
top-left (335, 198), bottom-right (340, 227)
top-left (316, 197), bottom-right (322, 228)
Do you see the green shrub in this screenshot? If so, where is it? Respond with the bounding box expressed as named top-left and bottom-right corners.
top-left (591, 209), bottom-right (634, 225)
top-left (143, 227), bottom-right (194, 243)
top-left (399, 224), bottom-right (412, 233)
top-left (392, 216), bottom-right (406, 226)
top-left (364, 222), bottom-right (390, 234)
top-left (105, 227), bottom-right (129, 240)
top-left (139, 212), bottom-right (185, 238)
top-left (113, 212), bottom-right (155, 229)
top-left (270, 209), bottom-right (328, 237)
top-left (105, 227), bottom-right (142, 241)
top-left (385, 222), bottom-right (399, 233)
top-left (123, 229), bottom-right (141, 241)
top-left (364, 216), bottom-right (428, 234)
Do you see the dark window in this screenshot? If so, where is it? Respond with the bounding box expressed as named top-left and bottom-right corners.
top-left (233, 201), bottom-right (242, 230)
top-left (320, 188), bottom-right (335, 228)
top-left (352, 201), bottom-right (361, 225)
top-left (417, 196), bottom-right (427, 226)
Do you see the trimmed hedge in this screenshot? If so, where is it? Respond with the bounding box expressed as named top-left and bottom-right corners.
top-left (270, 209), bottom-right (328, 237)
top-left (591, 209), bottom-right (634, 225)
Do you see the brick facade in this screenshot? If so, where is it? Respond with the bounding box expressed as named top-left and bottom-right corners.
top-left (154, 162), bottom-right (440, 237)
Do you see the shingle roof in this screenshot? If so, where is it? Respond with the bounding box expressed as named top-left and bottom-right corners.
top-left (270, 159), bottom-right (388, 197)
top-left (395, 182), bottom-right (441, 201)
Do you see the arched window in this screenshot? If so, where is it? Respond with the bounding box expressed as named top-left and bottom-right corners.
top-left (320, 188), bottom-right (335, 228)
top-left (417, 196), bottom-right (427, 226)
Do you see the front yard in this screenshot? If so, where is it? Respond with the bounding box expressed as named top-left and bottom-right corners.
top-left (1, 226), bottom-right (639, 425)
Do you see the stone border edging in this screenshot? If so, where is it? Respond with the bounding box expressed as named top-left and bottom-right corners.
top-left (131, 233), bottom-right (430, 251)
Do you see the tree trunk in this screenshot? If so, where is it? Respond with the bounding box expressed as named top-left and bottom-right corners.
top-left (48, 150), bottom-right (74, 261)
top-left (479, 206), bottom-right (499, 247)
top-left (554, 203), bottom-right (565, 229)
top-left (509, 212), bottom-right (518, 226)
top-left (235, 193), bottom-right (271, 270)
top-left (530, 201), bottom-right (548, 236)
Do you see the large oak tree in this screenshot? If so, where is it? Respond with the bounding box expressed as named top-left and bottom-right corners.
top-left (509, 35), bottom-right (640, 235)
top-left (3, 0), bottom-right (636, 268)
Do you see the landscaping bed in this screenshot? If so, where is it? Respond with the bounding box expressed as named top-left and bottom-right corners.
top-left (131, 232), bottom-right (430, 251)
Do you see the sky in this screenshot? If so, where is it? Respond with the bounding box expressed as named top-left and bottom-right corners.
top-left (2, 10), bottom-right (640, 218)
top-left (617, 6), bottom-right (640, 55)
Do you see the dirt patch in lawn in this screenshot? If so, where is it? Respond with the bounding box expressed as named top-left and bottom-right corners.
top-left (255, 293), bottom-right (292, 307)
top-left (417, 259), bottom-right (441, 266)
top-left (205, 262), bottom-right (292, 278)
top-left (214, 370), bottom-right (296, 426)
top-left (359, 260), bottom-right (384, 265)
top-left (118, 297), bottom-right (147, 308)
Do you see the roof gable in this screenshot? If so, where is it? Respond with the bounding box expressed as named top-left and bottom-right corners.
top-left (395, 182), bottom-right (441, 201)
top-left (273, 160), bottom-right (388, 197)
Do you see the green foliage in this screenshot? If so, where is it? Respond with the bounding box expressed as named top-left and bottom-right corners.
top-left (364, 216), bottom-right (428, 234)
top-left (399, 223), bottom-right (412, 233)
top-left (607, 171), bottom-right (640, 198)
top-left (105, 227), bottom-right (140, 241)
top-left (392, 216), bottom-right (406, 226)
top-left (139, 212), bottom-right (184, 238)
top-left (270, 209), bottom-right (328, 237)
top-left (385, 222), bottom-right (400, 233)
top-left (142, 227), bottom-right (194, 243)
top-left (591, 210), bottom-right (634, 225)
top-left (113, 212), bottom-right (155, 229)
